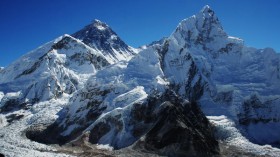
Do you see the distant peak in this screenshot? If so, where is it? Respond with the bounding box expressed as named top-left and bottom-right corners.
top-left (62, 34), bottom-right (71, 38)
top-left (177, 5), bottom-right (220, 30)
top-left (90, 19), bottom-right (109, 30)
top-left (201, 5), bottom-right (211, 12)
top-left (93, 19), bottom-right (102, 23)
top-left (92, 19), bottom-right (104, 25)
top-left (71, 19), bottom-right (133, 61)
top-left (199, 5), bottom-right (215, 16)
top-left (173, 5), bottom-right (226, 46)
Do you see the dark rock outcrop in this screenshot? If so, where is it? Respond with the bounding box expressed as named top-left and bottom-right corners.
top-left (134, 91), bottom-right (219, 157)
top-left (238, 94), bottom-right (280, 125)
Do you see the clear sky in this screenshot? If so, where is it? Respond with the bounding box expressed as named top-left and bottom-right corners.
top-left (0, 0), bottom-right (279, 67)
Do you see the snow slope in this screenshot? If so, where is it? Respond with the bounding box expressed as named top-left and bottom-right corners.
top-left (0, 96), bottom-right (73, 157)
top-left (0, 35), bottom-right (110, 104)
top-left (209, 115), bottom-right (280, 156)
top-left (35, 46), bottom-right (168, 144)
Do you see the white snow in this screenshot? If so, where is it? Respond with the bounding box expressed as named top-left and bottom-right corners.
top-left (0, 96), bottom-right (73, 157)
top-left (0, 91), bottom-right (22, 108)
top-left (161, 5), bottom-right (280, 153)
top-left (5, 91), bottom-right (21, 98)
top-left (110, 35), bottom-right (117, 40)
top-left (59, 45), bottom-right (169, 149)
top-left (0, 34), bottom-right (112, 102)
top-left (0, 114), bottom-right (7, 128)
top-left (96, 144), bottom-right (114, 151)
top-left (96, 25), bottom-right (106, 30)
top-left (0, 91), bottom-right (4, 102)
top-left (208, 115), bottom-right (280, 156)
top-left (112, 86), bottom-right (148, 109)
top-left (59, 7), bottom-right (280, 153)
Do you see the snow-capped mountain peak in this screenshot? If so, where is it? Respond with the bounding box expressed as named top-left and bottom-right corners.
top-left (91, 19), bottom-right (109, 31)
top-left (197, 5), bottom-right (223, 30)
top-left (177, 6), bottom-right (221, 29)
top-left (174, 5), bottom-right (224, 39)
top-left (72, 19), bottom-right (137, 63)
top-left (200, 5), bottom-right (215, 16)
top-left (169, 5), bottom-right (243, 58)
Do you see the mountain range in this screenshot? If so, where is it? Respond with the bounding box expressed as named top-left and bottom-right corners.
top-left (1, 5), bottom-right (280, 157)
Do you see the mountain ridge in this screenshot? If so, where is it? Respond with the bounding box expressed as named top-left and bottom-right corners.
top-left (1, 5), bottom-right (280, 157)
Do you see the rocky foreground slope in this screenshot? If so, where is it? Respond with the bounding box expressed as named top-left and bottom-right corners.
top-left (1, 5), bottom-right (280, 157)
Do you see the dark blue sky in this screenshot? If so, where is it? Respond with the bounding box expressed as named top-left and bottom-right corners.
top-left (1, 0), bottom-right (280, 67)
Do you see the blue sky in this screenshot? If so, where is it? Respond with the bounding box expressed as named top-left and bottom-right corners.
top-left (0, 0), bottom-right (280, 67)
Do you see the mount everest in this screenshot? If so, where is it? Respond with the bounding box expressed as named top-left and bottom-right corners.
top-left (1, 5), bottom-right (280, 157)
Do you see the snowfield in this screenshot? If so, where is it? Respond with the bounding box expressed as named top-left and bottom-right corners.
top-left (0, 96), bottom-right (73, 157)
top-left (209, 115), bottom-right (280, 156)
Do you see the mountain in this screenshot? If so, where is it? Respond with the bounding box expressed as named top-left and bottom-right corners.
top-left (1, 5), bottom-right (280, 157)
top-left (159, 5), bottom-right (280, 147)
top-left (0, 35), bottom-right (110, 113)
top-left (25, 45), bottom-right (219, 156)
top-left (0, 20), bottom-right (139, 113)
top-left (72, 19), bottom-right (137, 63)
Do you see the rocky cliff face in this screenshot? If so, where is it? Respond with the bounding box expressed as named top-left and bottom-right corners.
top-left (132, 95), bottom-right (218, 157)
top-left (238, 94), bottom-right (280, 147)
